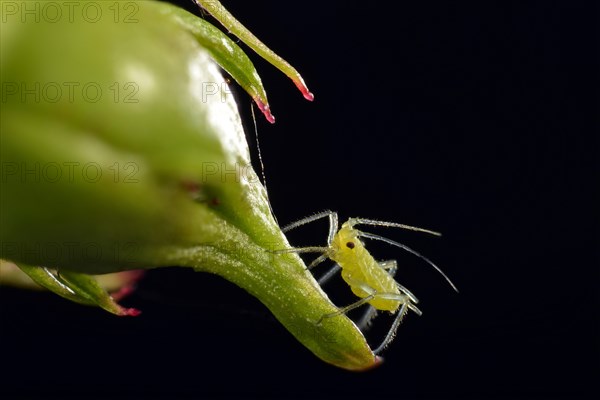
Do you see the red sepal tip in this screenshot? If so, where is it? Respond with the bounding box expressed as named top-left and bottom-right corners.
top-left (119, 308), bottom-right (142, 317)
top-left (293, 80), bottom-right (314, 101)
top-left (254, 98), bottom-right (276, 124)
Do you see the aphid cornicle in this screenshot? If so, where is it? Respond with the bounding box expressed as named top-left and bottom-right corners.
top-left (278, 211), bottom-right (458, 355)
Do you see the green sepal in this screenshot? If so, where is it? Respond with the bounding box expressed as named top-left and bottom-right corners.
top-left (14, 263), bottom-right (140, 316)
top-left (160, 3), bottom-right (275, 123)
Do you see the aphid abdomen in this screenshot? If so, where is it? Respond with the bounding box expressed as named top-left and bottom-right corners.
top-left (335, 244), bottom-right (401, 312)
top-left (363, 265), bottom-right (401, 312)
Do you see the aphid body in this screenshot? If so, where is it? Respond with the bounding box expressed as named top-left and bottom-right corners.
top-left (280, 211), bottom-right (457, 354)
top-left (330, 220), bottom-right (402, 312)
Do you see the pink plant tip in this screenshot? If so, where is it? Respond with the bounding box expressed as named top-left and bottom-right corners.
top-left (254, 98), bottom-right (276, 124)
top-left (302, 90), bottom-right (315, 102)
top-left (111, 285), bottom-right (135, 302)
top-left (110, 270), bottom-right (145, 301)
top-left (355, 355), bottom-right (384, 372)
top-left (293, 79), bottom-right (314, 101)
top-left (119, 307), bottom-right (142, 317)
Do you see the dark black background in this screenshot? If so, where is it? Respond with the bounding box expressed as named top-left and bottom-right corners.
top-left (1, 1), bottom-right (596, 399)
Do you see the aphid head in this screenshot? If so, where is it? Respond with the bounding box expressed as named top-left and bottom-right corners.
top-left (333, 223), bottom-right (361, 252)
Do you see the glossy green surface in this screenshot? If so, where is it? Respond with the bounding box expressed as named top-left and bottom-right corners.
top-left (0, 0), bottom-right (376, 370)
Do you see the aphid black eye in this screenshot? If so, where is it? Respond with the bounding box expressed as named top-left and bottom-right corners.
top-left (346, 241), bottom-right (355, 249)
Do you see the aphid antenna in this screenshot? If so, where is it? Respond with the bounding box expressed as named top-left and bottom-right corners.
top-left (349, 218), bottom-right (442, 237)
top-left (357, 231), bottom-right (459, 293)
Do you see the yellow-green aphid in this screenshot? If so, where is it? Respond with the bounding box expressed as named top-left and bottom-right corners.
top-left (280, 211), bottom-right (458, 355)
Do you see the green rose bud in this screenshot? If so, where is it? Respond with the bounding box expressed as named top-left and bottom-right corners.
top-left (0, 0), bottom-right (376, 370)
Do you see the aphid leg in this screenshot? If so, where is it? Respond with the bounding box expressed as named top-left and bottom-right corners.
top-left (339, 276), bottom-right (420, 337)
top-left (308, 254), bottom-right (329, 270)
top-left (282, 211), bottom-right (339, 246)
top-left (317, 293), bottom-right (376, 325)
top-left (378, 260), bottom-right (420, 304)
top-left (354, 260), bottom-right (398, 331)
top-left (317, 265), bottom-right (378, 329)
top-left (319, 277), bottom-right (414, 321)
top-left (273, 246), bottom-right (329, 255)
top-left (280, 211), bottom-right (339, 270)
top-left (356, 259), bottom-right (400, 331)
top-left (326, 212), bottom-right (339, 246)
top-left (378, 259), bottom-right (397, 272)
top-left (372, 303), bottom-right (409, 355)
top-left (317, 264), bottom-right (341, 286)
top-left (356, 305), bottom-right (378, 331)
top-left (318, 278), bottom-right (378, 325)
top-left (272, 246), bottom-right (329, 271)
top-left (370, 281), bottom-right (422, 355)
